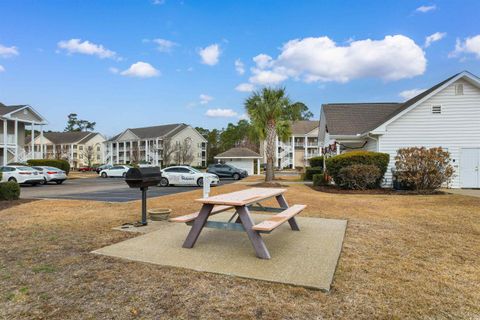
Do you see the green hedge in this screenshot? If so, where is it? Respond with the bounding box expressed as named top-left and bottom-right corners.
top-left (0, 181), bottom-right (20, 200)
top-left (27, 159), bottom-right (71, 175)
top-left (308, 156), bottom-right (324, 169)
top-left (325, 151), bottom-right (389, 187)
top-left (304, 167), bottom-right (323, 181)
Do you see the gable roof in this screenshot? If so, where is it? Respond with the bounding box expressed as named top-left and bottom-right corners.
top-left (0, 103), bottom-right (26, 116)
top-left (215, 147), bottom-right (261, 158)
top-left (27, 131), bottom-right (98, 145)
top-left (322, 71), bottom-right (480, 136)
top-left (109, 123), bottom-right (188, 141)
top-left (291, 120), bottom-right (319, 135)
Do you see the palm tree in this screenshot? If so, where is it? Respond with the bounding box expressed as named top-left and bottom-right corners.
top-left (245, 87), bottom-right (303, 181)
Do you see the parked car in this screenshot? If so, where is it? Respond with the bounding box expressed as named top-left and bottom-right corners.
top-left (96, 164), bottom-right (112, 174)
top-left (99, 165), bottom-right (131, 178)
top-left (78, 166), bottom-right (96, 172)
top-left (0, 165), bottom-right (44, 185)
top-left (207, 163), bottom-right (247, 180)
top-left (32, 166), bottom-right (67, 185)
top-left (159, 166), bottom-right (219, 187)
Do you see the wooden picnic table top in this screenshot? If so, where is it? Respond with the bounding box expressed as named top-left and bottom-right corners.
top-left (196, 188), bottom-right (287, 206)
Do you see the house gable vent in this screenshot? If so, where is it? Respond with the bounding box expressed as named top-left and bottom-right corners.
top-left (455, 83), bottom-right (464, 95)
top-left (432, 105), bottom-right (442, 114)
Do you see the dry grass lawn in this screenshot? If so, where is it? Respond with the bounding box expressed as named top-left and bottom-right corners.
top-left (0, 183), bottom-right (479, 319)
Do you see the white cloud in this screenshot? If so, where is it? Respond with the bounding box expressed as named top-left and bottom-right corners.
top-left (450, 35), bottom-right (480, 59)
top-left (245, 35), bottom-right (426, 85)
top-left (120, 61), bottom-right (160, 78)
top-left (109, 67), bottom-right (119, 74)
top-left (58, 39), bottom-right (117, 59)
top-left (235, 83), bottom-right (255, 92)
top-left (235, 59), bottom-right (245, 75)
top-left (424, 32), bottom-right (446, 48)
top-left (415, 5), bottom-right (436, 13)
top-left (205, 108), bottom-right (238, 117)
top-left (199, 94), bottom-right (213, 105)
top-left (199, 44), bottom-right (221, 66)
top-left (399, 88), bottom-right (426, 100)
top-left (0, 44), bottom-right (19, 58)
top-left (253, 54), bottom-right (273, 69)
top-left (152, 0), bottom-right (165, 4)
top-left (0, 65), bottom-right (5, 72)
top-left (152, 38), bottom-right (178, 52)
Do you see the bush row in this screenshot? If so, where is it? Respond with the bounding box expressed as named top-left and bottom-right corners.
top-left (303, 167), bottom-right (323, 181)
top-left (27, 159), bottom-right (71, 175)
top-left (0, 181), bottom-right (20, 200)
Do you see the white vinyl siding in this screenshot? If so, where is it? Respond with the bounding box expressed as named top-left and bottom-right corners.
top-left (364, 138), bottom-right (378, 152)
top-left (379, 79), bottom-right (480, 188)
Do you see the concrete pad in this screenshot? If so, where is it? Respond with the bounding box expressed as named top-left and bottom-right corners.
top-left (442, 188), bottom-right (480, 198)
top-left (93, 212), bottom-right (347, 291)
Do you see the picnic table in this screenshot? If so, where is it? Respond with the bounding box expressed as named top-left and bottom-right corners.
top-left (171, 188), bottom-right (306, 259)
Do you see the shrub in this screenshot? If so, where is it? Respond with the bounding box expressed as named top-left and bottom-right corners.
top-left (27, 159), bottom-right (71, 175)
top-left (312, 173), bottom-right (330, 186)
top-left (0, 181), bottom-right (21, 200)
top-left (394, 147), bottom-right (454, 193)
top-left (326, 151), bottom-right (389, 187)
top-left (308, 156), bottom-right (324, 169)
top-left (304, 167), bottom-right (323, 181)
top-left (337, 164), bottom-right (381, 190)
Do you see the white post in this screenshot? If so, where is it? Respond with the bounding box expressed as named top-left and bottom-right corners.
top-left (31, 122), bottom-right (35, 159)
top-left (116, 142), bottom-right (119, 164)
top-left (145, 140), bottom-right (149, 163)
top-left (336, 142), bottom-right (340, 155)
top-left (53, 144), bottom-right (56, 159)
top-left (3, 119), bottom-right (7, 166)
top-left (257, 158), bottom-right (260, 175)
top-left (155, 139), bottom-right (159, 166)
top-left (70, 143), bottom-right (74, 167)
top-left (129, 141), bottom-right (133, 163)
top-left (304, 134), bottom-right (307, 167)
top-left (291, 135), bottom-right (295, 169)
top-left (203, 172), bottom-right (210, 198)
top-left (40, 125), bottom-right (44, 159)
top-left (14, 120), bottom-right (18, 161)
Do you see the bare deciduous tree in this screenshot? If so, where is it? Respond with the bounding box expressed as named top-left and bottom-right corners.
top-left (82, 146), bottom-right (95, 167)
top-left (161, 138), bottom-right (177, 166)
top-left (179, 138), bottom-right (194, 165)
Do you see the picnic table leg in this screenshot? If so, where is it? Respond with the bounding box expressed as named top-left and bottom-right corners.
top-left (182, 204), bottom-right (214, 248)
top-left (275, 195), bottom-right (300, 231)
top-left (236, 206), bottom-right (271, 259)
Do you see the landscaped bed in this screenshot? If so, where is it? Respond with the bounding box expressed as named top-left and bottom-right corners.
top-left (0, 183), bottom-right (479, 319)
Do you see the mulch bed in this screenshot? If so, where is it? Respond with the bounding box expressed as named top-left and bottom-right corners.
top-left (252, 182), bottom-right (289, 188)
top-left (311, 185), bottom-right (446, 195)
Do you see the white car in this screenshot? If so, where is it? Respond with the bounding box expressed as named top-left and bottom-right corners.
top-left (159, 166), bottom-right (219, 187)
top-left (32, 166), bottom-right (67, 185)
top-left (0, 165), bottom-right (45, 185)
top-left (99, 165), bottom-right (132, 178)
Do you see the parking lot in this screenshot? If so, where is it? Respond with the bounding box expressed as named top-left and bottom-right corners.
top-left (20, 177), bottom-right (236, 202)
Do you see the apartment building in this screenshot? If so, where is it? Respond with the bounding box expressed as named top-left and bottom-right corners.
top-left (260, 120), bottom-right (320, 169)
top-left (0, 103), bottom-right (48, 165)
top-left (105, 123), bottom-right (207, 167)
top-left (26, 131), bottom-right (106, 168)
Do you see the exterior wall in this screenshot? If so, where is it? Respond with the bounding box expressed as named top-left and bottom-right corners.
top-left (378, 79), bottom-right (480, 188)
top-left (0, 120), bottom-right (26, 164)
top-left (79, 134), bottom-right (106, 166)
top-left (364, 138), bottom-right (378, 152)
top-left (222, 158), bottom-right (255, 175)
top-left (170, 126), bottom-right (207, 167)
top-left (10, 108), bottom-right (44, 123)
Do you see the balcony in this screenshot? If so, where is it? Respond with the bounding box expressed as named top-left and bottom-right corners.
top-left (0, 134), bottom-right (17, 145)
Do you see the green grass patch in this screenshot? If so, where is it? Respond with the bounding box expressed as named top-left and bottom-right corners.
top-left (32, 265), bottom-right (56, 273)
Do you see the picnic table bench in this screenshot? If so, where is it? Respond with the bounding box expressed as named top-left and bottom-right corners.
top-left (170, 188), bottom-right (306, 259)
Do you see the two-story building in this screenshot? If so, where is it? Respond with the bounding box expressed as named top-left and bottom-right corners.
top-left (105, 123), bottom-right (207, 167)
top-left (0, 103), bottom-right (48, 165)
top-left (260, 120), bottom-right (320, 169)
top-left (26, 131), bottom-right (106, 169)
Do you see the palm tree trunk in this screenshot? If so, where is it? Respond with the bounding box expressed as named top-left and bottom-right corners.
top-left (265, 121), bottom-right (276, 182)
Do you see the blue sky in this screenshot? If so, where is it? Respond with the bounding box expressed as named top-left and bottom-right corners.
top-left (0, 0), bottom-right (479, 136)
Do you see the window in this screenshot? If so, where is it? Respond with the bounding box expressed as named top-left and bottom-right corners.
top-left (431, 105), bottom-right (442, 114)
top-left (455, 83), bottom-right (464, 95)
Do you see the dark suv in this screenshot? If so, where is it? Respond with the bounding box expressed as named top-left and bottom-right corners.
top-left (207, 163), bottom-right (247, 180)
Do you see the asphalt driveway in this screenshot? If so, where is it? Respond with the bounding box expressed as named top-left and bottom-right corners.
top-left (20, 177), bottom-right (235, 202)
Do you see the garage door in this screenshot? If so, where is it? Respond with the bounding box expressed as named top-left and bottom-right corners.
top-left (460, 148), bottom-right (480, 188)
top-left (228, 159), bottom-right (253, 175)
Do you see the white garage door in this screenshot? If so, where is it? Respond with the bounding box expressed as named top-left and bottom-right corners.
top-left (460, 148), bottom-right (480, 188)
top-left (226, 159), bottom-right (254, 175)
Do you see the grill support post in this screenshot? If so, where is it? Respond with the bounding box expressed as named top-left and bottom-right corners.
top-left (141, 186), bottom-right (148, 226)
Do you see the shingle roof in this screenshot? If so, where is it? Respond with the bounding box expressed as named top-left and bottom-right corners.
top-left (322, 103), bottom-right (402, 135)
top-left (215, 147), bottom-right (261, 158)
top-left (321, 72), bottom-right (467, 136)
top-left (26, 131), bottom-right (97, 144)
top-left (291, 120), bottom-right (319, 135)
top-left (0, 103), bottom-right (27, 116)
top-left (109, 123), bottom-right (188, 141)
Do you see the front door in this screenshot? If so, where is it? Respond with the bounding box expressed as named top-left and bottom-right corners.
top-left (460, 148), bottom-right (480, 188)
